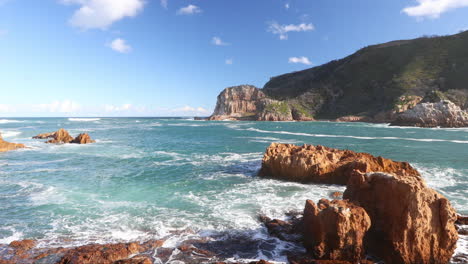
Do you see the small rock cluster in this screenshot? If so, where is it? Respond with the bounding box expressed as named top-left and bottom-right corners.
top-left (33, 128), bottom-right (95, 144)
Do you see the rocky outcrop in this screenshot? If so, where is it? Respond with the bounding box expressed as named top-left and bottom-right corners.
top-left (71, 133), bottom-right (96, 144)
top-left (208, 85), bottom-right (265, 120)
top-left (344, 171), bottom-right (459, 264)
top-left (0, 240), bottom-right (163, 264)
top-left (33, 129), bottom-right (95, 144)
top-left (258, 143), bottom-right (420, 184)
top-left (302, 199), bottom-right (371, 263)
top-left (391, 100), bottom-right (468, 127)
top-left (0, 133), bottom-right (26, 152)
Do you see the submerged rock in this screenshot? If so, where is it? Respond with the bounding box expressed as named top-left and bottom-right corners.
top-left (33, 129), bottom-right (95, 144)
top-left (391, 100), bottom-right (468, 127)
top-left (0, 133), bottom-right (26, 152)
top-left (344, 171), bottom-right (459, 264)
top-left (258, 143), bottom-right (420, 184)
top-left (302, 199), bottom-right (371, 263)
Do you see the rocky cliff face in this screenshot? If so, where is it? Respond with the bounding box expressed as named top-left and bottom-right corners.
top-left (208, 85), bottom-right (265, 120)
top-left (391, 100), bottom-right (468, 127)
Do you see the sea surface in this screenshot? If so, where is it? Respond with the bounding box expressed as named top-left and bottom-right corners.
top-left (0, 117), bottom-right (467, 262)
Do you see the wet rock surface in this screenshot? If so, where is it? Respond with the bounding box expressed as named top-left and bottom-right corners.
top-left (259, 143), bottom-right (420, 184)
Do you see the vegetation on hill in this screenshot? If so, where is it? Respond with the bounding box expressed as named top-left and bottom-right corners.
top-left (263, 31), bottom-right (468, 119)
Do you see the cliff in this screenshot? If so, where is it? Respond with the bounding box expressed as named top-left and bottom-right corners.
top-left (208, 31), bottom-right (468, 127)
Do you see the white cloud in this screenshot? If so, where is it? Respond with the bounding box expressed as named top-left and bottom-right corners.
top-left (104, 103), bottom-right (134, 112)
top-left (268, 21), bottom-right (315, 40)
top-left (161, 0), bottom-right (168, 9)
top-left (170, 105), bottom-right (210, 116)
top-left (285, 3), bottom-right (290, 9)
top-left (62, 0), bottom-right (145, 30)
top-left (109, 38), bottom-right (132, 53)
top-left (177, 4), bottom-right (202, 15)
top-left (212, 36), bottom-right (229, 46)
top-left (34, 100), bottom-right (81, 113)
top-left (403, 0), bottom-right (468, 18)
top-left (289, 56), bottom-right (312, 65)
top-left (0, 29), bottom-right (8, 36)
top-left (225, 58), bottom-right (233, 65)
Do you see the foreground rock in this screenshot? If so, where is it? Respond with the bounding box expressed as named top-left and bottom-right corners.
top-left (344, 171), bottom-right (458, 264)
top-left (391, 100), bottom-right (468, 127)
top-left (0, 133), bottom-right (26, 152)
top-left (302, 199), bottom-right (370, 263)
top-left (33, 129), bottom-right (95, 144)
top-left (258, 143), bottom-right (420, 184)
top-left (0, 240), bottom-right (163, 264)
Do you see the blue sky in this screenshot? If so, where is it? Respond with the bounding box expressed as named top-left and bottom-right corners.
top-left (1, 0), bottom-right (468, 117)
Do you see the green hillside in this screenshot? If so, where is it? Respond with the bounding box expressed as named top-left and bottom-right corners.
top-left (263, 30), bottom-right (468, 119)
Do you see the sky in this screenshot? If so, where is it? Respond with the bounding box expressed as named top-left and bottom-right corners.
top-left (1, 0), bottom-right (468, 117)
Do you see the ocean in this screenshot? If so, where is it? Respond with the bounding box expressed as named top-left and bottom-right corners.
top-left (0, 117), bottom-right (467, 262)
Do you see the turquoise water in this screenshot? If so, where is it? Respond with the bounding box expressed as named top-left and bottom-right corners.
top-left (0, 118), bottom-right (467, 261)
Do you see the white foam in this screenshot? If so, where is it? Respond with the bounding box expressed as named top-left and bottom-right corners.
top-left (0, 131), bottom-right (21, 138)
top-left (0, 119), bottom-right (24, 124)
top-left (68, 118), bottom-right (101, 122)
top-left (243, 127), bottom-right (468, 144)
top-left (0, 229), bottom-right (23, 244)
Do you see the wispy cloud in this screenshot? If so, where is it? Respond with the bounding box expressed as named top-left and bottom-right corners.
top-left (402, 0), bottom-right (468, 18)
top-left (285, 3), bottom-right (290, 10)
top-left (0, 29), bottom-right (8, 36)
top-left (268, 21), bottom-right (315, 40)
top-left (177, 4), bottom-right (202, 15)
top-left (225, 58), bottom-right (233, 65)
top-left (170, 105), bottom-right (210, 116)
top-left (161, 0), bottom-right (168, 9)
top-left (212, 36), bottom-right (229, 46)
top-left (62, 0), bottom-right (145, 30)
top-left (34, 100), bottom-right (82, 113)
top-left (109, 38), bottom-right (132, 53)
top-left (289, 56), bottom-right (312, 65)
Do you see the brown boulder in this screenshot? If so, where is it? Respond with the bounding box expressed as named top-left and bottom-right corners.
top-left (302, 199), bottom-right (371, 263)
top-left (57, 240), bottom-right (163, 264)
top-left (344, 171), bottom-right (458, 264)
top-left (258, 143), bottom-right (420, 184)
top-left (0, 133), bottom-right (26, 152)
top-left (71, 133), bottom-right (96, 144)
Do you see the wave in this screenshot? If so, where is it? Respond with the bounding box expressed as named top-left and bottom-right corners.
top-left (244, 128), bottom-right (468, 144)
top-left (68, 118), bottom-right (101, 122)
top-left (0, 119), bottom-right (23, 124)
top-left (0, 131), bottom-right (22, 138)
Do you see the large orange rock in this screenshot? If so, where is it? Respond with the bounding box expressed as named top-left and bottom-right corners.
top-left (258, 143), bottom-right (420, 184)
top-left (0, 133), bottom-right (26, 152)
top-left (302, 199), bottom-right (371, 263)
top-left (344, 171), bottom-right (458, 264)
